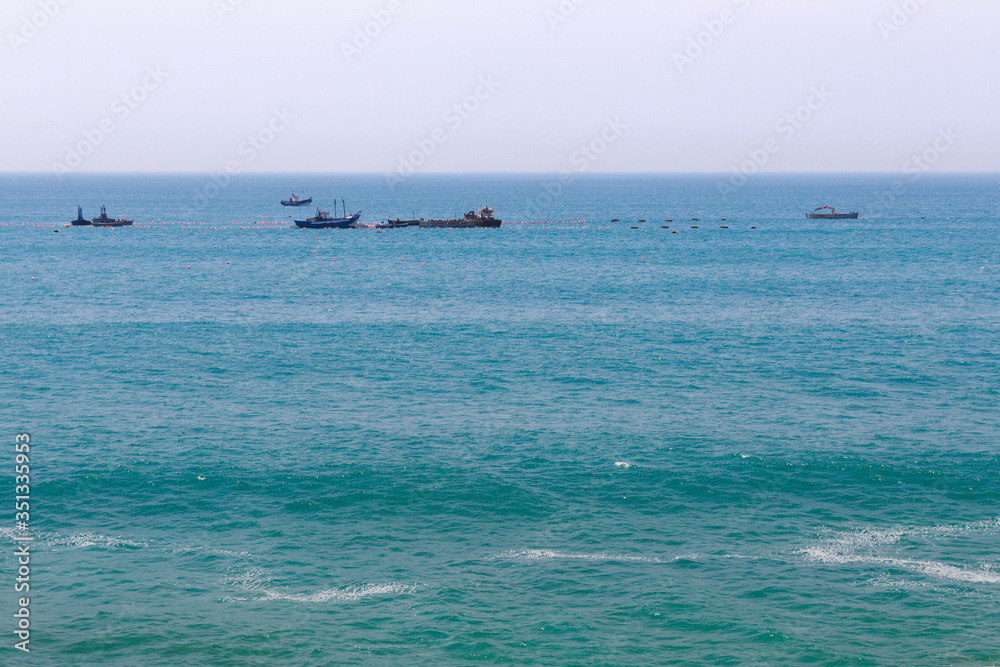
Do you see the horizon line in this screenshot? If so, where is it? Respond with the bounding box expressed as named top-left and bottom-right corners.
top-left (2, 171), bottom-right (998, 177)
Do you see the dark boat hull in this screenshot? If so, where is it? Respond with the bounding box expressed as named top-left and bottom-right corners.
top-left (91, 218), bottom-right (133, 227)
top-left (282, 198), bottom-right (312, 207)
top-left (71, 219), bottom-right (92, 226)
top-left (418, 218), bottom-right (503, 228)
top-left (419, 219), bottom-right (477, 228)
top-left (294, 213), bottom-right (360, 229)
top-left (806, 213), bottom-right (859, 219)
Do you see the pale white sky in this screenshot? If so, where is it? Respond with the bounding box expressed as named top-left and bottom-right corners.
top-left (1, 0), bottom-right (997, 173)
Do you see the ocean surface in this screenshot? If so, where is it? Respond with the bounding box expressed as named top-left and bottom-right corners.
top-left (1, 173), bottom-right (998, 665)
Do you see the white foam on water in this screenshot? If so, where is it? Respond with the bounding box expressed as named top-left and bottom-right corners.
top-left (173, 543), bottom-right (257, 559)
top-left (614, 461), bottom-right (632, 469)
top-left (223, 561), bottom-right (418, 604)
top-left (802, 547), bottom-right (1000, 585)
top-left (0, 529), bottom-right (148, 551)
top-left (49, 532), bottom-right (148, 550)
top-left (2, 526), bottom-right (153, 551)
top-left (259, 582), bottom-right (417, 603)
top-left (225, 565), bottom-right (273, 591)
top-left (800, 517), bottom-right (1000, 586)
top-left (487, 549), bottom-right (671, 564)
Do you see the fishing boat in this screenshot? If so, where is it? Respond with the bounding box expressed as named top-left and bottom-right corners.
top-left (71, 205), bottom-right (91, 226)
top-left (91, 205), bottom-right (133, 227)
top-left (294, 201), bottom-right (360, 229)
top-left (281, 192), bottom-right (313, 207)
top-left (418, 206), bottom-right (502, 229)
top-left (807, 206), bottom-right (859, 220)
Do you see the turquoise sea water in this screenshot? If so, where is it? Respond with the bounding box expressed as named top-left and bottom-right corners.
top-left (1, 174), bottom-right (999, 665)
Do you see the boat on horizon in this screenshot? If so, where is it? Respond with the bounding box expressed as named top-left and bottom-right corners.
top-left (281, 192), bottom-right (312, 207)
top-left (71, 205), bottom-right (91, 226)
top-left (806, 206), bottom-right (859, 220)
top-left (418, 206), bottom-right (502, 229)
top-left (91, 205), bottom-right (133, 227)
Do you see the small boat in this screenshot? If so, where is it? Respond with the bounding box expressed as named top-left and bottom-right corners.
top-left (281, 192), bottom-right (313, 207)
top-left (295, 202), bottom-right (360, 229)
top-left (807, 206), bottom-right (859, 220)
top-left (71, 205), bottom-right (91, 226)
top-left (383, 219), bottom-right (421, 229)
top-left (91, 205), bottom-right (133, 227)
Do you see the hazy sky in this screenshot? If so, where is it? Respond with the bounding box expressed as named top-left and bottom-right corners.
top-left (2, 0), bottom-right (997, 174)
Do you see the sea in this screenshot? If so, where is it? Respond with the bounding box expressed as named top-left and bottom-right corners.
top-left (1, 173), bottom-right (998, 665)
